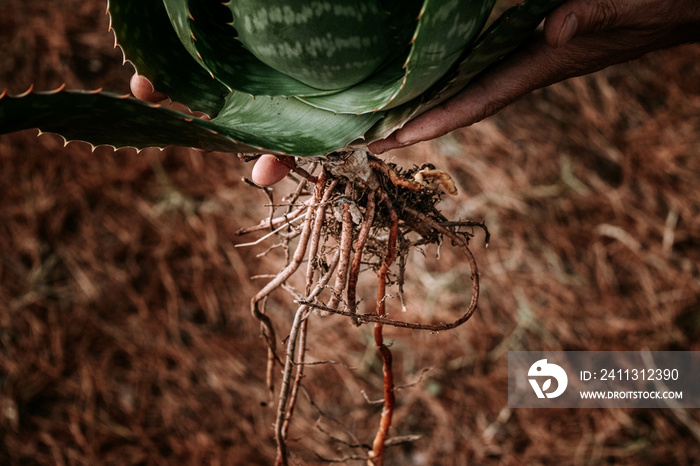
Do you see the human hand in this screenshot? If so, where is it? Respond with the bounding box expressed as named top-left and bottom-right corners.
top-left (368, 0), bottom-right (700, 154)
top-left (129, 74), bottom-right (292, 186)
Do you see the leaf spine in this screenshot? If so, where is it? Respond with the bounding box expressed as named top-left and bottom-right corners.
top-left (17, 84), bottom-right (35, 97)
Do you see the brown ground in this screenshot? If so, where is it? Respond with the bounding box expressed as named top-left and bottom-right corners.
top-left (2, 1), bottom-right (700, 464)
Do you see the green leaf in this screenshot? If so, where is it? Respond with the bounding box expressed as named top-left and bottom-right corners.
top-left (365, 0), bottom-right (566, 141)
top-left (0, 89), bottom-right (383, 156)
top-left (378, 0), bottom-right (425, 55)
top-left (0, 89), bottom-right (253, 152)
top-left (439, 0), bottom-right (569, 101)
top-left (3, 0), bottom-right (564, 158)
top-left (108, 0), bottom-right (228, 116)
top-left (185, 0), bottom-right (336, 97)
top-left (299, 0), bottom-right (495, 114)
top-left (210, 92), bottom-right (384, 155)
top-left (226, 0), bottom-right (393, 91)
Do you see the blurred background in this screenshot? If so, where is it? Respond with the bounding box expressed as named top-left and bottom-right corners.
top-left (1, 1), bottom-right (699, 464)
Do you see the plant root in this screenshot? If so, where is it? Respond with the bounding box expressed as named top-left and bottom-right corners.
top-left (239, 150), bottom-right (488, 465)
top-left (367, 194), bottom-right (399, 466)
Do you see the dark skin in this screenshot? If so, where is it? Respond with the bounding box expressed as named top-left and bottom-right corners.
top-left (131, 0), bottom-right (700, 185)
top-left (369, 0), bottom-right (700, 153)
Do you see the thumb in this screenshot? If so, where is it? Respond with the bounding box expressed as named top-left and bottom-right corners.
top-left (543, 0), bottom-right (626, 47)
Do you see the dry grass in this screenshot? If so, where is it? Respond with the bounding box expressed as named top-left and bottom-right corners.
top-left (2, 1), bottom-right (700, 464)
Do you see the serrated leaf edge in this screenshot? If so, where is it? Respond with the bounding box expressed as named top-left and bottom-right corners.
top-left (105, 0), bottom-right (218, 118)
top-left (0, 85), bottom-right (248, 154)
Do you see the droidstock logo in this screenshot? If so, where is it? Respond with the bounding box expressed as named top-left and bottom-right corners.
top-left (528, 359), bottom-right (568, 399)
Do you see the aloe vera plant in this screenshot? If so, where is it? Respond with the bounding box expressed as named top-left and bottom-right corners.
top-left (0, 0), bottom-right (563, 156)
top-left (1, 1), bottom-right (565, 464)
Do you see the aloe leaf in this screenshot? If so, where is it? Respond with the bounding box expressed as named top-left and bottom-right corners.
top-left (0, 89), bottom-right (382, 156)
top-left (364, 0), bottom-right (566, 141)
top-left (0, 89), bottom-right (255, 152)
top-left (226, 0), bottom-right (393, 91)
top-left (184, 0), bottom-right (336, 97)
top-left (379, 0), bottom-right (425, 54)
top-left (211, 92), bottom-right (384, 155)
top-left (108, 0), bottom-right (228, 116)
top-left (299, 0), bottom-right (495, 114)
top-left (434, 0), bottom-right (568, 104)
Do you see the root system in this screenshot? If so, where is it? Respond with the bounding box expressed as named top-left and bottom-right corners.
top-left (237, 151), bottom-right (487, 465)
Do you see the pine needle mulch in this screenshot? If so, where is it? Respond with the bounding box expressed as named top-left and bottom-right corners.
top-left (2, 1), bottom-right (699, 464)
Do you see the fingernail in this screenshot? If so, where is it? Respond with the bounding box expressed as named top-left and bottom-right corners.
top-left (557, 13), bottom-right (578, 48)
top-left (394, 129), bottom-right (416, 146)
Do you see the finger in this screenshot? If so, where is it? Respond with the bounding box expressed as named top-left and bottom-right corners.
top-left (251, 154), bottom-right (293, 187)
top-left (367, 133), bottom-right (405, 155)
top-left (130, 74), bottom-right (167, 102)
top-left (367, 0), bottom-right (622, 154)
top-left (392, 0), bottom-right (643, 147)
top-left (130, 73), bottom-right (214, 122)
top-left (543, 0), bottom-right (626, 47)
top-left (393, 22), bottom-right (661, 147)
top-left (392, 54), bottom-right (529, 146)
top-left (543, 0), bottom-right (700, 47)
